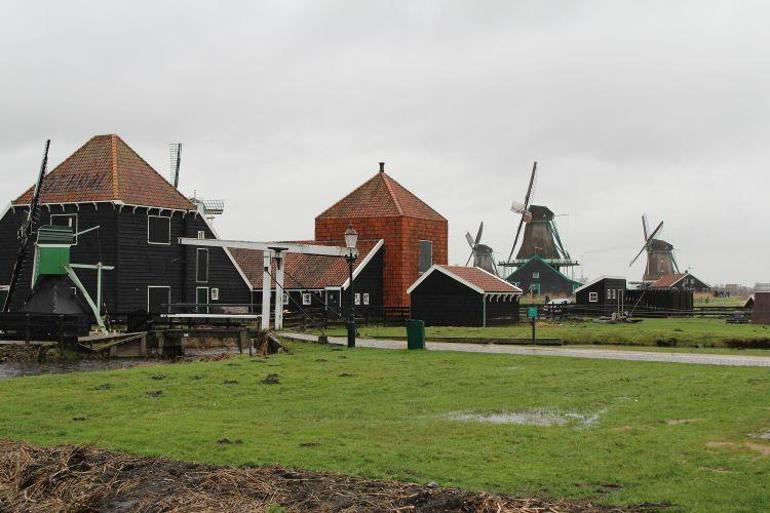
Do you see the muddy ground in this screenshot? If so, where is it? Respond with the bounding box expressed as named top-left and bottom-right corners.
top-left (0, 440), bottom-right (668, 513)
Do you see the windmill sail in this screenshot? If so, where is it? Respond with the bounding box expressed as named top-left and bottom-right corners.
top-left (3, 140), bottom-right (50, 312)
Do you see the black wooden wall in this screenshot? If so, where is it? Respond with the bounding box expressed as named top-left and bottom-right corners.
top-left (507, 257), bottom-right (578, 297)
top-left (410, 271), bottom-right (483, 326)
top-left (0, 204), bottom-right (251, 314)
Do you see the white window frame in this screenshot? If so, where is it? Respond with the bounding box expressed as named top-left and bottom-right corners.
top-left (283, 292), bottom-right (290, 305)
top-left (302, 292), bottom-right (312, 306)
top-left (196, 248), bottom-right (209, 283)
top-left (197, 230), bottom-right (206, 239)
top-left (210, 287), bottom-right (219, 301)
top-left (147, 215), bottom-right (171, 245)
top-left (354, 293), bottom-right (361, 305)
top-left (147, 286), bottom-right (171, 312)
top-left (196, 286), bottom-right (210, 313)
top-left (363, 292), bottom-right (370, 305)
top-left (532, 271), bottom-right (540, 279)
top-left (50, 213), bottom-right (79, 245)
top-left (588, 291), bottom-right (598, 303)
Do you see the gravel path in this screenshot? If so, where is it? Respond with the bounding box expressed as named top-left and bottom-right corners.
top-left (280, 332), bottom-right (770, 367)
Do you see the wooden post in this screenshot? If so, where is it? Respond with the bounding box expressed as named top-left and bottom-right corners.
top-left (238, 329), bottom-right (248, 355)
top-left (24, 313), bottom-right (30, 345)
top-left (58, 315), bottom-right (65, 356)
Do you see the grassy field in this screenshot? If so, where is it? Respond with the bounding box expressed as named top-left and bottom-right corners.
top-left (321, 318), bottom-right (770, 349)
top-left (1, 342), bottom-right (769, 512)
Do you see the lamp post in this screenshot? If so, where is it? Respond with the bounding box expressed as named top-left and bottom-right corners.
top-left (344, 225), bottom-right (358, 348)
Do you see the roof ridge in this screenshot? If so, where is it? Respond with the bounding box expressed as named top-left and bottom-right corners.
top-left (382, 173), bottom-right (447, 221)
top-left (316, 171), bottom-right (400, 219)
top-left (380, 173), bottom-right (404, 216)
top-left (113, 135), bottom-right (195, 209)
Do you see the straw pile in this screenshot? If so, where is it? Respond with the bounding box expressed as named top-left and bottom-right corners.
top-left (0, 440), bottom-right (667, 513)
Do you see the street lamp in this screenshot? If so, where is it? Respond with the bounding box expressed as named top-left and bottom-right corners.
top-left (344, 225), bottom-right (358, 348)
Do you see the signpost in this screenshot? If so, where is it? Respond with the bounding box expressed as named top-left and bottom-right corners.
top-left (527, 306), bottom-right (538, 345)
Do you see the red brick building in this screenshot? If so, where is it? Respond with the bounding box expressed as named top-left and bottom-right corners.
top-left (315, 163), bottom-right (447, 307)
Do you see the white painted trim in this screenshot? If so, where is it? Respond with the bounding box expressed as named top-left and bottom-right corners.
top-left (196, 286), bottom-right (210, 313)
top-left (195, 248), bottom-right (209, 283)
top-left (147, 285), bottom-right (171, 313)
top-left (10, 199), bottom-right (195, 215)
top-left (341, 239), bottom-right (384, 290)
top-left (199, 216), bottom-right (254, 290)
top-left (49, 212), bottom-right (78, 245)
top-left (574, 275), bottom-right (626, 295)
top-left (407, 265), bottom-right (484, 295)
top-left (179, 237), bottom-right (356, 258)
top-left (0, 202), bottom-right (11, 221)
top-left (147, 214), bottom-right (171, 245)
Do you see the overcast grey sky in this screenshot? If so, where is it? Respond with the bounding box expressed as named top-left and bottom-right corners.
top-left (1, 1), bottom-right (768, 285)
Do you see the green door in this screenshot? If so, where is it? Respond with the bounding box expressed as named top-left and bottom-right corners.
top-left (196, 287), bottom-right (209, 314)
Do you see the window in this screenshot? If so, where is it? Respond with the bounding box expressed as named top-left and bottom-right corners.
top-left (196, 287), bottom-right (209, 314)
top-left (532, 272), bottom-right (540, 279)
top-left (197, 230), bottom-right (206, 239)
top-left (196, 249), bottom-right (209, 282)
top-left (354, 293), bottom-right (361, 305)
top-left (50, 213), bottom-right (78, 244)
top-left (148, 286), bottom-right (171, 313)
top-left (283, 292), bottom-right (289, 305)
top-left (588, 291), bottom-right (598, 303)
top-left (148, 215), bottom-right (171, 244)
top-left (418, 240), bottom-right (432, 273)
top-left (210, 288), bottom-right (219, 301)
top-left (609, 289), bottom-right (615, 300)
top-left (302, 292), bottom-right (312, 306)
top-left (363, 293), bottom-right (370, 305)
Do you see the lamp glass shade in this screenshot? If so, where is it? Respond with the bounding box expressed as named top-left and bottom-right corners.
top-left (344, 225), bottom-right (358, 249)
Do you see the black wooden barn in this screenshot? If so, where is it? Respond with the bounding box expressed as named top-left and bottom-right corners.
top-left (229, 239), bottom-right (385, 319)
top-left (506, 256), bottom-right (580, 298)
top-left (573, 276), bottom-right (627, 316)
top-left (751, 292), bottom-right (770, 325)
top-left (408, 265), bottom-right (522, 326)
top-left (0, 135), bottom-right (252, 314)
top-left (574, 275), bottom-right (693, 315)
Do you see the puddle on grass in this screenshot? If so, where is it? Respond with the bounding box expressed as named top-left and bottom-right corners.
top-left (445, 409), bottom-right (604, 428)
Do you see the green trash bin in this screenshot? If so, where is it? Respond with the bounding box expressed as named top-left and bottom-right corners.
top-left (406, 319), bottom-right (425, 350)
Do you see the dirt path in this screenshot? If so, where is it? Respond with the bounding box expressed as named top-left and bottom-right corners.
top-left (0, 440), bottom-right (665, 513)
top-left (280, 332), bottom-right (770, 367)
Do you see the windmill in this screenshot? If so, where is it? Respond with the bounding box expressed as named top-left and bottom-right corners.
top-left (498, 161), bottom-right (579, 296)
top-left (2, 140), bottom-right (50, 312)
top-left (629, 214), bottom-right (679, 282)
top-left (499, 161), bottom-right (578, 273)
top-left (464, 221), bottom-right (498, 275)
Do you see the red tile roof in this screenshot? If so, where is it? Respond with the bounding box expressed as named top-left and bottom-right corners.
top-left (230, 239), bottom-right (382, 290)
top-left (13, 135), bottom-right (194, 211)
top-left (316, 170), bottom-right (446, 221)
top-left (650, 274), bottom-right (687, 288)
top-left (441, 266), bottom-right (522, 293)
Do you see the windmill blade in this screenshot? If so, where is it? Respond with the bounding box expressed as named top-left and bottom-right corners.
top-left (629, 244), bottom-right (647, 267)
top-left (474, 221), bottom-right (484, 246)
top-left (642, 214), bottom-right (649, 241)
top-left (507, 161), bottom-right (538, 260)
top-left (465, 232), bottom-right (475, 248)
top-left (465, 249), bottom-right (474, 266)
top-left (3, 139), bottom-right (50, 313)
top-left (645, 220), bottom-right (664, 244)
top-left (671, 251), bottom-right (681, 274)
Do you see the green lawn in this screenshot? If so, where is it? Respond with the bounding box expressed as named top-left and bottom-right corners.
top-left (1, 342), bottom-right (769, 512)
top-left (322, 318), bottom-right (770, 349)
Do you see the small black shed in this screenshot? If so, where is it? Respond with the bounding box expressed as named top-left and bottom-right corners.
top-left (408, 265), bottom-right (522, 327)
top-left (574, 276), bottom-right (627, 316)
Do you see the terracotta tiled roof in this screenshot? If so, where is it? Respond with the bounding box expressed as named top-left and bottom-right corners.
top-left (650, 273), bottom-right (687, 288)
top-left (316, 170), bottom-right (446, 221)
top-left (441, 266), bottom-right (522, 293)
top-left (13, 135), bottom-right (194, 211)
top-left (230, 239), bottom-right (382, 290)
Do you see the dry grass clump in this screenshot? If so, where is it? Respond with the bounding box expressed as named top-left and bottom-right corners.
top-left (0, 440), bottom-right (666, 513)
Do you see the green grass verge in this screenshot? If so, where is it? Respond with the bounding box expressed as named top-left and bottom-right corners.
top-left (1, 342), bottom-right (769, 512)
top-left (320, 318), bottom-right (770, 349)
